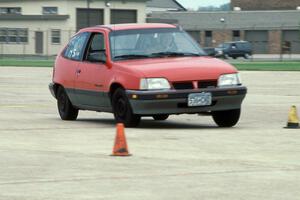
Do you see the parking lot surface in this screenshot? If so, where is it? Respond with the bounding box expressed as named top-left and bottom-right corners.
top-left (0, 67), bottom-right (300, 200)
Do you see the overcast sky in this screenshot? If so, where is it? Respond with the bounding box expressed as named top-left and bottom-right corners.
top-left (177, 0), bottom-right (230, 9)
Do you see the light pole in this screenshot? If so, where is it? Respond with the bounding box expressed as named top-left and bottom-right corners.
top-left (87, 0), bottom-right (91, 27)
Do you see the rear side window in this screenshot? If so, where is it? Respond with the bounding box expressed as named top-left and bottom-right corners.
top-left (245, 42), bottom-right (251, 49)
top-left (236, 43), bottom-right (243, 49)
top-left (64, 32), bottom-right (89, 61)
top-left (240, 42), bottom-right (250, 49)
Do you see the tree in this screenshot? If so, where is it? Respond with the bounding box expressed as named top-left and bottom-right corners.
top-left (198, 3), bottom-right (231, 11)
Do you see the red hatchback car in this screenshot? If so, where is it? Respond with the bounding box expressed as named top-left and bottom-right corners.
top-left (49, 23), bottom-right (247, 127)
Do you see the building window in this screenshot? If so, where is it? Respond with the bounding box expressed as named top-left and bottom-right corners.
top-left (233, 30), bottom-right (240, 37)
top-left (18, 29), bottom-right (28, 43)
top-left (0, 29), bottom-right (6, 42)
top-left (233, 30), bottom-right (240, 41)
top-left (43, 7), bottom-right (58, 15)
top-left (205, 31), bottom-right (212, 37)
top-left (51, 29), bottom-right (61, 44)
top-left (205, 31), bottom-right (213, 47)
top-left (7, 29), bottom-right (17, 43)
top-left (0, 7), bottom-right (21, 14)
top-left (186, 30), bottom-right (201, 44)
top-left (0, 28), bottom-right (28, 43)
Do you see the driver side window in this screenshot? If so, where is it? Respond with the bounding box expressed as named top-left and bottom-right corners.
top-left (85, 33), bottom-right (106, 63)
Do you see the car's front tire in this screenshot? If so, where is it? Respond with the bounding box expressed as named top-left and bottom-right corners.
top-left (153, 114), bottom-right (169, 121)
top-left (112, 88), bottom-right (141, 127)
top-left (57, 87), bottom-right (78, 121)
top-left (212, 109), bottom-right (241, 127)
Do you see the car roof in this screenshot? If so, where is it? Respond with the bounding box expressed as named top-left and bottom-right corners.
top-left (80, 23), bottom-right (178, 32)
top-left (225, 41), bottom-right (250, 44)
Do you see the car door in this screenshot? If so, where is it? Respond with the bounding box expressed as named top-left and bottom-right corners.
top-left (236, 43), bottom-right (244, 56)
top-left (230, 43), bottom-right (238, 56)
top-left (61, 32), bottom-right (90, 105)
top-left (74, 32), bottom-right (111, 110)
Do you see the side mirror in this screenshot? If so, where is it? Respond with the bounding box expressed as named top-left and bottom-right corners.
top-left (87, 51), bottom-right (106, 63)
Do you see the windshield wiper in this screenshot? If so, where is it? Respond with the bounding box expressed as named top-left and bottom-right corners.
top-left (151, 52), bottom-right (202, 58)
top-left (114, 54), bottom-right (150, 60)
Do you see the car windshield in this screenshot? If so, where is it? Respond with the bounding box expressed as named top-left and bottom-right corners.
top-left (110, 28), bottom-right (206, 61)
top-left (218, 43), bottom-right (230, 48)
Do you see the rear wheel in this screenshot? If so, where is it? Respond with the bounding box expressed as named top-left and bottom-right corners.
top-left (112, 88), bottom-right (141, 127)
top-left (153, 114), bottom-right (169, 121)
top-left (56, 87), bottom-right (78, 120)
top-left (212, 109), bottom-right (241, 127)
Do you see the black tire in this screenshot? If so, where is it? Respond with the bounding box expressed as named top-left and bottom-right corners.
top-left (223, 54), bottom-right (229, 59)
top-left (212, 109), bottom-right (241, 127)
top-left (153, 114), bottom-right (169, 121)
top-left (244, 53), bottom-right (250, 59)
top-left (112, 88), bottom-right (141, 127)
top-left (56, 87), bottom-right (78, 121)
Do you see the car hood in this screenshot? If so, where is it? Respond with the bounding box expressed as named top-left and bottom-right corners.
top-left (115, 57), bottom-right (237, 82)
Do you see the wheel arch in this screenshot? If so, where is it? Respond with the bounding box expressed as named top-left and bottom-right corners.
top-left (52, 83), bottom-right (64, 98)
top-left (109, 82), bottom-right (125, 100)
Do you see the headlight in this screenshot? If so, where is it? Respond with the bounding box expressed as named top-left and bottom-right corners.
top-left (218, 73), bottom-right (241, 87)
top-left (140, 78), bottom-right (171, 90)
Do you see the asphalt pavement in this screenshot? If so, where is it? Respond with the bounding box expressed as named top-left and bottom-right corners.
top-left (0, 67), bottom-right (300, 200)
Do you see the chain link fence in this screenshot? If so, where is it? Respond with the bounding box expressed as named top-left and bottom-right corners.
top-left (0, 28), bottom-right (300, 62)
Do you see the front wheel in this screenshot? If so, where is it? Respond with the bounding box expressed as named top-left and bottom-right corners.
top-left (112, 88), bottom-right (141, 127)
top-left (212, 109), bottom-right (241, 127)
top-left (56, 87), bottom-right (78, 121)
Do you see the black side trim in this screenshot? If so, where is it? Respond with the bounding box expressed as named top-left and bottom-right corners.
top-left (65, 88), bottom-right (112, 112)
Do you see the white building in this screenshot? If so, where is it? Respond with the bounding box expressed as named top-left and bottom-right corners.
top-left (0, 0), bottom-right (147, 56)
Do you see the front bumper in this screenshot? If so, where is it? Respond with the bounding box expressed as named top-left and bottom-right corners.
top-left (126, 86), bottom-right (247, 115)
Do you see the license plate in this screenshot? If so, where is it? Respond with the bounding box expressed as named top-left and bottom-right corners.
top-left (188, 92), bottom-right (212, 107)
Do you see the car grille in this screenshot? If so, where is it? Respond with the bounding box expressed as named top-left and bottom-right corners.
top-left (172, 80), bottom-right (217, 90)
top-left (173, 82), bottom-right (194, 90)
top-left (198, 80), bottom-right (217, 89)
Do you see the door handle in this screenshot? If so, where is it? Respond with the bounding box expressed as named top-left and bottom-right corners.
top-left (76, 69), bottom-right (81, 75)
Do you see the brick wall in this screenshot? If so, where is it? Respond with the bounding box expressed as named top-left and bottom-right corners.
top-left (196, 29), bottom-right (282, 53)
top-left (269, 30), bottom-right (282, 54)
top-left (213, 30), bottom-right (232, 47)
top-left (231, 0), bottom-right (300, 10)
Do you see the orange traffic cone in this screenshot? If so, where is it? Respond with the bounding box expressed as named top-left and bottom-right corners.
top-left (111, 123), bottom-right (131, 156)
